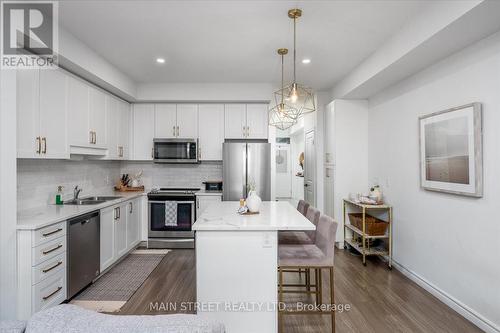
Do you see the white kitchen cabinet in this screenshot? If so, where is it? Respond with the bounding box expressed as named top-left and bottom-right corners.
top-left (114, 204), bottom-right (128, 259)
top-left (67, 76), bottom-right (90, 148)
top-left (17, 69), bottom-right (40, 158)
top-left (224, 104), bottom-right (268, 140)
top-left (132, 104), bottom-right (155, 160)
top-left (224, 104), bottom-right (247, 139)
top-left (17, 68), bottom-right (68, 159)
top-left (196, 194), bottom-right (222, 217)
top-left (118, 100), bottom-right (130, 159)
top-left (176, 104), bottom-right (198, 138)
top-left (246, 104), bottom-right (268, 139)
top-left (89, 87), bottom-right (107, 147)
top-left (198, 104), bottom-right (224, 160)
top-left (126, 198), bottom-right (141, 249)
top-left (155, 104), bottom-right (177, 138)
top-left (105, 95), bottom-right (119, 159)
top-left (100, 206), bottom-right (115, 272)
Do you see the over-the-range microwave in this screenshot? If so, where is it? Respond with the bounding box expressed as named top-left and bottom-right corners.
top-left (153, 138), bottom-right (199, 164)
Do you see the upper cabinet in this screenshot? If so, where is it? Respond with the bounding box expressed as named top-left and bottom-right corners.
top-left (88, 88), bottom-right (107, 147)
top-left (198, 104), bottom-right (224, 161)
top-left (117, 100), bottom-right (130, 160)
top-left (105, 96), bottom-right (130, 160)
top-left (17, 68), bottom-right (68, 159)
top-left (224, 104), bottom-right (268, 140)
top-left (155, 104), bottom-right (198, 139)
top-left (131, 104), bottom-right (155, 160)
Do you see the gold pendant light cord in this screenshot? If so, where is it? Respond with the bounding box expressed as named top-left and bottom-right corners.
top-left (293, 16), bottom-right (297, 83)
top-left (281, 53), bottom-right (284, 105)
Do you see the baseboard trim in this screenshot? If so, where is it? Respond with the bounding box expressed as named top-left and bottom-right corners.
top-left (392, 260), bottom-right (499, 333)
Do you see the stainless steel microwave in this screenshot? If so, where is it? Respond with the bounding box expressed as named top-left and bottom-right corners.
top-left (153, 138), bottom-right (199, 163)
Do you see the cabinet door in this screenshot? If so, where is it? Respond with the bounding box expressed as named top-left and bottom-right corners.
top-left (176, 104), bottom-right (198, 138)
top-left (224, 104), bottom-right (246, 139)
top-left (114, 204), bottom-right (128, 259)
top-left (155, 104), bottom-right (176, 138)
top-left (132, 104), bottom-right (155, 160)
top-left (67, 76), bottom-right (91, 147)
top-left (246, 104), bottom-right (268, 139)
top-left (126, 198), bottom-right (141, 249)
top-left (196, 195), bottom-right (222, 217)
top-left (17, 69), bottom-right (40, 158)
top-left (105, 95), bottom-right (119, 159)
top-left (89, 87), bottom-right (107, 147)
top-left (198, 104), bottom-right (224, 160)
top-left (39, 69), bottom-right (68, 159)
top-left (100, 206), bottom-right (115, 272)
top-left (118, 100), bottom-right (130, 159)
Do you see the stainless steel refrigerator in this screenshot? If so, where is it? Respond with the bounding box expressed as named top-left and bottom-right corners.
top-left (223, 142), bottom-right (271, 201)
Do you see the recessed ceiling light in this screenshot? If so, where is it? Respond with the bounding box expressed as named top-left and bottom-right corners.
top-left (156, 58), bottom-right (165, 64)
top-left (302, 58), bottom-right (311, 64)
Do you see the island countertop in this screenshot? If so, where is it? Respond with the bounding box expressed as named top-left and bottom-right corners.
top-left (193, 201), bottom-right (315, 231)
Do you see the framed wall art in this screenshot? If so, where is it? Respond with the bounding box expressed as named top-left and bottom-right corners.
top-left (419, 103), bottom-right (483, 197)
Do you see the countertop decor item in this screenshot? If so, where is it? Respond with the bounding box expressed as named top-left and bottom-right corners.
top-left (369, 185), bottom-right (383, 203)
top-left (246, 190), bottom-right (262, 213)
top-left (419, 103), bottom-right (483, 197)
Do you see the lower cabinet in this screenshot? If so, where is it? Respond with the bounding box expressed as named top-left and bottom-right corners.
top-left (196, 194), bottom-right (222, 217)
top-left (100, 205), bottom-right (116, 272)
top-left (126, 198), bottom-right (141, 248)
top-left (114, 203), bottom-right (128, 259)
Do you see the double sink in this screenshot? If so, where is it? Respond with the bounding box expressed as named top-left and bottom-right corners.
top-left (64, 196), bottom-right (122, 205)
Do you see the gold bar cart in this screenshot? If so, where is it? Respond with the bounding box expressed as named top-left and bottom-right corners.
top-left (342, 199), bottom-right (392, 269)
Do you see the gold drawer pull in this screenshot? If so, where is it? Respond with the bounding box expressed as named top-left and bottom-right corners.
top-left (42, 261), bottom-right (62, 273)
top-left (42, 244), bottom-right (62, 255)
top-left (42, 286), bottom-right (62, 301)
top-left (42, 228), bottom-right (63, 237)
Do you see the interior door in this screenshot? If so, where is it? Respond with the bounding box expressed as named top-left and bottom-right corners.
top-left (176, 104), bottom-right (198, 138)
top-left (155, 104), bottom-right (177, 138)
top-left (89, 87), bottom-right (106, 147)
top-left (247, 143), bottom-right (271, 201)
top-left (16, 69), bottom-right (40, 158)
top-left (198, 104), bottom-right (224, 160)
top-left (224, 104), bottom-right (246, 139)
top-left (246, 104), bottom-right (268, 139)
top-left (304, 130), bottom-right (315, 205)
top-left (223, 143), bottom-right (247, 201)
top-left (39, 68), bottom-right (68, 159)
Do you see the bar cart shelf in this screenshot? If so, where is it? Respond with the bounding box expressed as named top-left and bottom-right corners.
top-left (342, 199), bottom-right (393, 268)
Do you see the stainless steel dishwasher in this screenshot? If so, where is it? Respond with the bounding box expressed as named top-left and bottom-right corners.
top-left (67, 210), bottom-right (100, 299)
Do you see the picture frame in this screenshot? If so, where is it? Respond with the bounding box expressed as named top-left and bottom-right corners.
top-left (419, 103), bottom-right (483, 197)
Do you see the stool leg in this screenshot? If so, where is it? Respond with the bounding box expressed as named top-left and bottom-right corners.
top-left (330, 267), bottom-right (335, 333)
top-left (279, 267), bottom-right (284, 333)
top-left (306, 268), bottom-right (310, 292)
top-left (318, 268), bottom-right (323, 306)
top-left (315, 268), bottom-right (320, 305)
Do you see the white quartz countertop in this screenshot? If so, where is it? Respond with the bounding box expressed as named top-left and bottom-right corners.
top-left (17, 191), bottom-right (147, 230)
top-left (193, 201), bottom-right (315, 231)
top-left (195, 190), bottom-right (223, 196)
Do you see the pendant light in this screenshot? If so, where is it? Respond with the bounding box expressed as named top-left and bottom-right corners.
top-left (269, 48), bottom-right (298, 130)
top-left (284, 8), bottom-right (315, 116)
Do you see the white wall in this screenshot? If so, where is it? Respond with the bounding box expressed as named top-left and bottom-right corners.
top-left (368, 31), bottom-right (500, 332)
top-left (0, 69), bottom-right (17, 319)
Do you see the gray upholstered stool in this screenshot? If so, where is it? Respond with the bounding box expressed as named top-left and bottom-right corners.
top-left (278, 214), bottom-right (338, 333)
top-left (297, 199), bottom-right (310, 216)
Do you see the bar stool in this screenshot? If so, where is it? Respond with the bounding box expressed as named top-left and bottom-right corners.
top-left (278, 215), bottom-right (338, 333)
top-left (297, 199), bottom-right (310, 216)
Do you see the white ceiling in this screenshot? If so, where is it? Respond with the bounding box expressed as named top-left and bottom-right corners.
top-left (59, 0), bottom-right (426, 90)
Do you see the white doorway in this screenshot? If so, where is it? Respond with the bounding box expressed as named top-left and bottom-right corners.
top-left (304, 130), bottom-right (316, 205)
top-left (275, 143), bottom-right (292, 198)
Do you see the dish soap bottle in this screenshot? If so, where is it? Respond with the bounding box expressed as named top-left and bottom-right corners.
top-left (56, 186), bottom-right (63, 205)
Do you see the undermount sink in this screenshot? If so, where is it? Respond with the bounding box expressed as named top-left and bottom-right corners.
top-left (63, 196), bottom-right (122, 205)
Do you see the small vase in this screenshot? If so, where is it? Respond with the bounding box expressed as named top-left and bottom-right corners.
top-left (246, 191), bottom-right (262, 213)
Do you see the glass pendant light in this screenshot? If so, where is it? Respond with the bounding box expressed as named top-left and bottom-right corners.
top-left (269, 48), bottom-right (298, 130)
top-left (283, 8), bottom-right (315, 116)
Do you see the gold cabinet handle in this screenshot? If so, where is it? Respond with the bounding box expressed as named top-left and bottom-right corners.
top-left (242, 126), bottom-right (245, 137)
top-left (89, 131), bottom-right (93, 144)
top-left (36, 137), bottom-right (41, 154)
top-left (173, 126), bottom-right (176, 137)
top-left (42, 244), bottom-right (63, 255)
top-left (151, 147), bottom-right (154, 159)
top-left (94, 131), bottom-right (97, 144)
top-left (42, 261), bottom-right (62, 273)
top-left (42, 286), bottom-right (62, 301)
top-left (41, 137), bottom-right (47, 154)
top-left (42, 228), bottom-right (63, 237)
top-left (246, 126), bottom-right (250, 137)
top-left (176, 126), bottom-right (179, 137)
top-left (129, 202), bottom-right (133, 214)
top-left (198, 147), bottom-right (201, 160)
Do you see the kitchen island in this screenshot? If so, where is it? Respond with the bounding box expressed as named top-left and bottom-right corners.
top-left (192, 201), bottom-right (315, 333)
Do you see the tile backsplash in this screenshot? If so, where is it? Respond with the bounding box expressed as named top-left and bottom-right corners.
top-left (17, 159), bottom-right (223, 211)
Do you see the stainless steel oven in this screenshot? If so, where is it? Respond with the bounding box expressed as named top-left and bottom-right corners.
top-left (153, 138), bottom-right (199, 163)
top-left (147, 188), bottom-right (198, 248)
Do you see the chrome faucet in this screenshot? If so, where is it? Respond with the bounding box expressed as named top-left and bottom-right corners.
top-left (73, 186), bottom-right (82, 200)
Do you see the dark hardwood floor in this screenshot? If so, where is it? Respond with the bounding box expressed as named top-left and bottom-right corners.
top-left (119, 249), bottom-right (481, 332)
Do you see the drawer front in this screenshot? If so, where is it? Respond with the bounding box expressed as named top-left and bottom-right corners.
top-left (32, 252), bottom-right (66, 285)
top-left (33, 270), bottom-right (66, 313)
top-left (33, 222), bottom-right (66, 247)
top-left (32, 236), bottom-right (66, 266)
